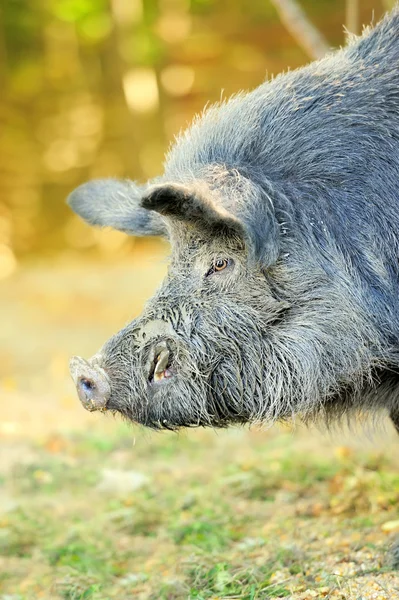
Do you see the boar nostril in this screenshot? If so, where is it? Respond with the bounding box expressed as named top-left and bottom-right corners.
top-left (79, 377), bottom-right (95, 392)
top-left (69, 356), bottom-right (111, 412)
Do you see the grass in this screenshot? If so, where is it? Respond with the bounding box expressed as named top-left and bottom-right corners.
top-left (1, 423), bottom-right (399, 599)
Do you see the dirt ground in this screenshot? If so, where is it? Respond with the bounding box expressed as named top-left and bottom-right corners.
top-left (1, 247), bottom-right (399, 599)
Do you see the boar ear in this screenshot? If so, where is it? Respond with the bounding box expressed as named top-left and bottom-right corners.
top-left (239, 189), bottom-right (280, 266)
top-left (141, 182), bottom-right (279, 265)
top-left (141, 183), bottom-right (245, 238)
top-left (67, 179), bottom-right (166, 237)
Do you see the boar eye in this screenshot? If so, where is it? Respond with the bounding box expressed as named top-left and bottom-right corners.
top-left (215, 259), bottom-right (228, 271)
top-left (205, 258), bottom-right (232, 277)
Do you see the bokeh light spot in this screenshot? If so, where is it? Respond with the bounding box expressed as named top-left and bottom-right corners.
top-left (161, 65), bottom-right (195, 97)
top-left (43, 140), bottom-right (79, 172)
top-left (111, 0), bottom-right (142, 25)
top-left (156, 13), bottom-right (191, 43)
top-left (122, 68), bottom-right (159, 114)
top-left (0, 244), bottom-right (17, 280)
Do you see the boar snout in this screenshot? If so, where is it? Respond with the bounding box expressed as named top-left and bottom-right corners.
top-left (69, 355), bottom-right (111, 412)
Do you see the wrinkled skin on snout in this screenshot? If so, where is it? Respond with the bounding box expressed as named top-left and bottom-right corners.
top-left (68, 10), bottom-right (399, 431)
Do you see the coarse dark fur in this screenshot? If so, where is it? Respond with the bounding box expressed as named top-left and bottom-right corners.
top-left (68, 9), bottom-right (399, 431)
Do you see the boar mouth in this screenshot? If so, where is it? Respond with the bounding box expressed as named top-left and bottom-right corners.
top-left (148, 341), bottom-right (175, 385)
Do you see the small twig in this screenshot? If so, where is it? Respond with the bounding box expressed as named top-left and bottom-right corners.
top-left (269, 0), bottom-right (329, 60)
top-left (346, 0), bottom-right (359, 35)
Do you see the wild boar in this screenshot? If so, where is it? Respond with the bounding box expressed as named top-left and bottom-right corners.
top-left (68, 9), bottom-right (399, 432)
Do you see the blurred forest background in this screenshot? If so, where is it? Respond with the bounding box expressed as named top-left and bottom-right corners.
top-left (0, 0), bottom-right (395, 275)
top-left (1, 0), bottom-right (397, 428)
top-left (3, 3), bottom-right (399, 597)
